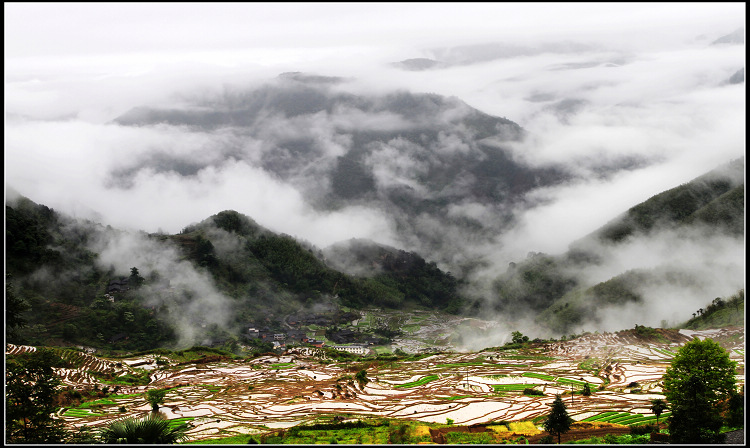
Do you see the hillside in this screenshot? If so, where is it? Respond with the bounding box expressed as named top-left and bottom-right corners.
top-left (6, 155), bottom-right (744, 352)
top-left (5, 325), bottom-right (744, 444)
top-left (5, 199), bottom-right (466, 353)
top-left (590, 158), bottom-right (744, 244)
top-left (111, 74), bottom-right (591, 274)
top-left (492, 158), bottom-right (745, 334)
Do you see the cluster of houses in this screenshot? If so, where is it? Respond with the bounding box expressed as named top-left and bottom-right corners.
top-left (244, 326), bottom-right (371, 355)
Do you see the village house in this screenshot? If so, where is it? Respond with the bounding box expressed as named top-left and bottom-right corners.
top-left (106, 278), bottom-right (130, 294)
top-left (286, 329), bottom-right (307, 342)
top-left (331, 345), bottom-right (368, 355)
top-left (306, 339), bottom-right (325, 348)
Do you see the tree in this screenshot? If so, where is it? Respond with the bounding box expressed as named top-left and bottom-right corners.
top-left (99, 414), bottom-right (188, 444)
top-left (724, 387), bottom-right (744, 428)
top-left (129, 267), bottom-right (145, 288)
top-left (543, 394), bottom-right (573, 443)
top-left (355, 369), bottom-right (369, 388)
top-left (650, 398), bottom-right (668, 426)
top-left (6, 348), bottom-right (69, 443)
top-left (146, 388), bottom-right (168, 412)
top-left (511, 331), bottom-right (529, 344)
top-left (6, 273), bottom-right (30, 341)
top-left (581, 383), bottom-right (592, 396)
top-left (663, 338), bottom-right (737, 444)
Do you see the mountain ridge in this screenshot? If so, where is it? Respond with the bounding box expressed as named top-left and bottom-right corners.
top-left (6, 156), bottom-right (743, 352)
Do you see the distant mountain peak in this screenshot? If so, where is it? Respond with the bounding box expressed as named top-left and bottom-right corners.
top-left (711, 27), bottom-right (744, 45)
top-left (277, 72), bottom-right (349, 84)
top-left (391, 58), bottom-right (444, 71)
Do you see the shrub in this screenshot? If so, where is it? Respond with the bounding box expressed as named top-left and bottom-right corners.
top-left (582, 383), bottom-right (592, 396)
top-left (98, 414), bottom-right (188, 444)
top-left (630, 423), bottom-right (658, 435)
top-left (523, 388), bottom-right (544, 396)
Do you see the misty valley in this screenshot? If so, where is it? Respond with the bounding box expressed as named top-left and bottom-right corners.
top-left (5, 151), bottom-right (744, 443)
top-left (6, 44), bottom-right (745, 442)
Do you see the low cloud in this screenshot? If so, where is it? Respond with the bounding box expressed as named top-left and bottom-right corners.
top-left (81, 226), bottom-right (232, 347)
top-left (5, 4), bottom-right (744, 344)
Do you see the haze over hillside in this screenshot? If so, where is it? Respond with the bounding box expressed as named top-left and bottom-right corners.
top-left (6, 155), bottom-right (744, 351)
top-left (5, 4), bottom-right (745, 350)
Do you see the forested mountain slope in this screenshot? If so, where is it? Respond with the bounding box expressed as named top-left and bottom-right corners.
top-left (5, 198), bottom-right (465, 353)
top-left (111, 74), bottom-right (615, 274)
top-left (491, 158), bottom-right (745, 334)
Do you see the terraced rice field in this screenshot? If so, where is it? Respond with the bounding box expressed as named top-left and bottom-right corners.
top-left (6, 326), bottom-right (744, 443)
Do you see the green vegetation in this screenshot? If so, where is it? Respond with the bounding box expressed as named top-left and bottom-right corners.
top-left (494, 159), bottom-right (744, 334)
top-left (445, 431), bottom-right (496, 444)
top-left (68, 397), bottom-right (118, 410)
top-left (91, 368), bottom-right (151, 386)
top-left (682, 290), bottom-right (744, 329)
top-left (491, 384), bottom-right (541, 392)
top-left (6, 348), bottom-right (70, 443)
top-left (522, 372), bottom-right (555, 381)
top-left (98, 414), bottom-right (189, 444)
top-left (581, 411), bottom-right (670, 425)
top-left (183, 433), bottom-right (256, 444)
top-left (543, 394), bottom-right (573, 444)
top-left (146, 388), bottom-right (168, 412)
top-left (436, 361), bottom-right (486, 368)
top-left (273, 418), bottom-right (429, 444)
top-left (63, 408), bottom-right (100, 418)
top-left (5, 196), bottom-right (468, 353)
top-left (598, 159), bottom-right (744, 242)
top-left (6, 273), bottom-right (29, 341)
top-left (664, 338), bottom-right (738, 443)
top-left (556, 378), bottom-right (595, 389)
top-left (270, 362), bottom-right (295, 369)
top-left (524, 387), bottom-right (545, 396)
top-left (651, 399), bottom-right (668, 426)
top-left (568, 433), bottom-right (651, 444)
top-left (393, 375), bottom-right (439, 388)
top-left (493, 252), bottom-right (579, 315)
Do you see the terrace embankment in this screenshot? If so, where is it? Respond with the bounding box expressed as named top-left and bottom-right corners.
top-left (6, 327), bottom-right (744, 443)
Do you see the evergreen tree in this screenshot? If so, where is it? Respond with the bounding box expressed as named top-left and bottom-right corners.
top-left (581, 383), bottom-right (592, 396)
top-left (663, 338), bottom-right (737, 443)
top-left (6, 273), bottom-right (30, 342)
top-left (725, 388), bottom-right (744, 427)
top-left (6, 349), bottom-right (69, 443)
top-left (543, 394), bottom-right (573, 443)
top-left (129, 266), bottom-right (145, 288)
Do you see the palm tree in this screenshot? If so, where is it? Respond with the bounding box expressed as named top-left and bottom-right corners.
top-left (147, 388), bottom-right (168, 412)
top-left (651, 399), bottom-right (668, 427)
top-left (99, 414), bottom-right (188, 444)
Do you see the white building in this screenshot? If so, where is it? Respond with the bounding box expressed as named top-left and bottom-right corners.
top-left (332, 345), bottom-right (368, 355)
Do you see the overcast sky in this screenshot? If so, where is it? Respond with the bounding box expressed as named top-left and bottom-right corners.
top-left (5, 2), bottom-right (745, 261)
